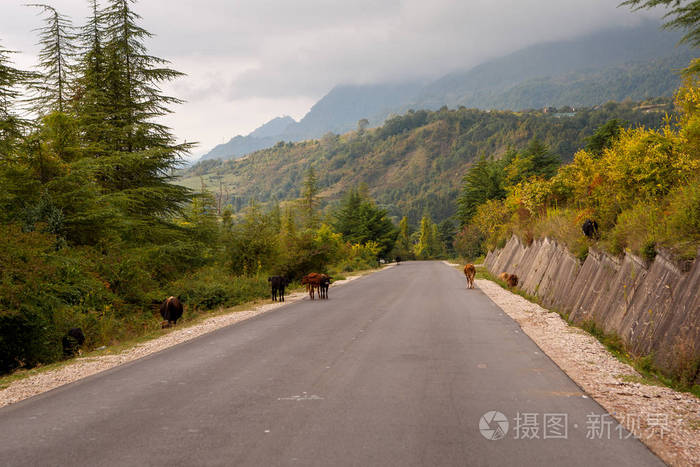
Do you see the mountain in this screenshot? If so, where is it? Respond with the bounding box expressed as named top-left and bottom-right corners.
top-left (249, 116), bottom-right (296, 138)
top-left (200, 116), bottom-right (296, 161)
top-left (199, 21), bottom-right (692, 162)
top-left (182, 100), bottom-right (673, 224)
top-left (411, 21), bottom-right (689, 110)
top-left (199, 84), bottom-right (421, 161)
top-left (283, 82), bottom-right (423, 140)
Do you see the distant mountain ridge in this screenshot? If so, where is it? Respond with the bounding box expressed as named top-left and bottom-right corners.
top-left (199, 21), bottom-right (692, 162)
top-left (183, 100), bottom-right (673, 225)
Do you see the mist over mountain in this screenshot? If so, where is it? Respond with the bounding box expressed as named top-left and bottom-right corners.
top-left (200, 84), bottom-right (421, 161)
top-left (199, 21), bottom-right (691, 162)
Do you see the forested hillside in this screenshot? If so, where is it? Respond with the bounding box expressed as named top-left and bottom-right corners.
top-left (200, 22), bottom-right (690, 162)
top-left (183, 100), bottom-right (673, 225)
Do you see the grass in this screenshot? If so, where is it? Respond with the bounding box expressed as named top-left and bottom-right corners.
top-left (479, 269), bottom-right (700, 399)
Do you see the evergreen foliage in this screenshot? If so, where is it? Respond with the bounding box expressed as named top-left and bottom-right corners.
top-left (26, 4), bottom-right (75, 114)
top-left (332, 187), bottom-right (398, 258)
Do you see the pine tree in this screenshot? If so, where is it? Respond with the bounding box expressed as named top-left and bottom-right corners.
top-left (621, 0), bottom-right (700, 47)
top-left (300, 166), bottom-right (320, 229)
top-left (26, 4), bottom-right (76, 114)
top-left (457, 156), bottom-right (507, 225)
top-left (393, 216), bottom-right (413, 259)
top-left (430, 222), bottom-right (444, 257)
top-left (0, 43), bottom-right (34, 159)
top-left (92, 0), bottom-right (193, 240)
top-left (72, 0), bottom-right (110, 156)
top-left (414, 216), bottom-right (432, 259)
top-left (332, 187), bottom-right (397, 258)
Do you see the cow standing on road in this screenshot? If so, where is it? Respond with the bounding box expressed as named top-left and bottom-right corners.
top-left (268, 276), bottom-right (291, 302)
top-left (463, 263), bottom-right (476, 289)
top-left (302, 273), bottom-right (324, 300)
top-left (319, 274), bottom-right (331, 299)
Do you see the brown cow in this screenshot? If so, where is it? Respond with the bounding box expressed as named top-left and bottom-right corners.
top-left (499, 272), bottom-right (518, 288)
top-left (302, 273), bottom-right (323, 300)
top-left (463, 263), bottom-right (476, 289)
top-left (160, 296), bottom-right (184, 328)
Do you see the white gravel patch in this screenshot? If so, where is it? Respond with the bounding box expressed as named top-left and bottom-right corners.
top-left (0, 269), bottom-right (379, 409)
top-left (476, 278), bottom-right (700, 467)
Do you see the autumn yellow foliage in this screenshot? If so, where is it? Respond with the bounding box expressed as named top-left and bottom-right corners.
top-left (478, 76), bottom-right (700, 261)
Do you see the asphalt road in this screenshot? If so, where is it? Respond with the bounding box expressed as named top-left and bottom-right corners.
top-left (0, 261), bottom-right (663, 466)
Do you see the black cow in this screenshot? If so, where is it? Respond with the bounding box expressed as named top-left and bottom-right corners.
top-left (160, 296), bottom-right (184, 328)
top-left (62, 327), bottom-right (85, 357)
top-left (582, 219), bottom-right (599, 239)
top-left (319, 274), bottom-right (331, 299)
top-left (395, 256), bottom-right (401, 265)
top-left (268, 276), bottom-right (291, 302)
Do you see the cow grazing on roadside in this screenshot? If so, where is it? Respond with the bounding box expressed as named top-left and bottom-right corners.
top-left (302, 273), bottom-right (324, 300)
top-left (463, 263), bottom-right (476, 289)
top-left (62, 327), bottom-right (85, 357)
top-left (319, 274), bottom-right (331, 299)
top-left (160, 296), bottom-right (184, 328)
top-left (582, 219), bottom-right (599, 239)
top-left (268, 276), bottom-right (290, 302)
top-left (499, 272), bottom-right (518, 288)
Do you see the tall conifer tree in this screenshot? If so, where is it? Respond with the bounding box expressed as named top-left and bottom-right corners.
top-left (0, 43), bottom-right (34, 159)
top-left (94, 0), bottom-right (193, 239)
top-left (73, 0), bottom-right (109, 155)
top-left (26, 4), bottom-right (75, 114)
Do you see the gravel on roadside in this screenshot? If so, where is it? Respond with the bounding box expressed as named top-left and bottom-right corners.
top-left (475, 277), bottom-right (700, 467)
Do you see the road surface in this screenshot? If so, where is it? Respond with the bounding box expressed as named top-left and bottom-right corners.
top-left (0, 261), bottom-right (662, 466)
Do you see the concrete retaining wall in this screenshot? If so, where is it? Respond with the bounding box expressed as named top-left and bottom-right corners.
top-left (484, 236), bottom-right (700, 382)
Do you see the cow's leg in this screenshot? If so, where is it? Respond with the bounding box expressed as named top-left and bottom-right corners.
top-left (280, 286), bottom-right (285, 302)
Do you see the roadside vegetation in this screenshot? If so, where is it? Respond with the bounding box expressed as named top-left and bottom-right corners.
top-left (0, 1), bottom-right (396, 375)
top-left (1, 0), bottom-right (697, 382)
top-left (454, 70), bottom-right (700, 264)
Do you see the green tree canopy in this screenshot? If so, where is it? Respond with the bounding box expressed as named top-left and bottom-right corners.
top-left (332, 187), bottom-right (397, 258)
top-left (585, 119), bottom-right (625, 156)
top-left (457, 155), bottom-right (508, 225)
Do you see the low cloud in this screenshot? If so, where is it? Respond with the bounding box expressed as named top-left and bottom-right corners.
top-left (0, 0), bottom-right (664, 153)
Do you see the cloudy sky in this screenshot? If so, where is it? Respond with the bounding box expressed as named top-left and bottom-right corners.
top-left (1, 0), bottom-right (660, 159)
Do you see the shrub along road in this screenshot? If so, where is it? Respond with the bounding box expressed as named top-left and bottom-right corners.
top-left (0, 262), bottom-right (662, 466)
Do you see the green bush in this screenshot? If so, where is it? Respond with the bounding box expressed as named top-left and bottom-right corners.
top-left (170, 267), bottom-right (269, 311)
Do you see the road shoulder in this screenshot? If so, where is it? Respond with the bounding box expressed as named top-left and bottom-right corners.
top-left (474, 277), bottom-right (699, 467)
top-left (0, 266), bottom-right (386, 409)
